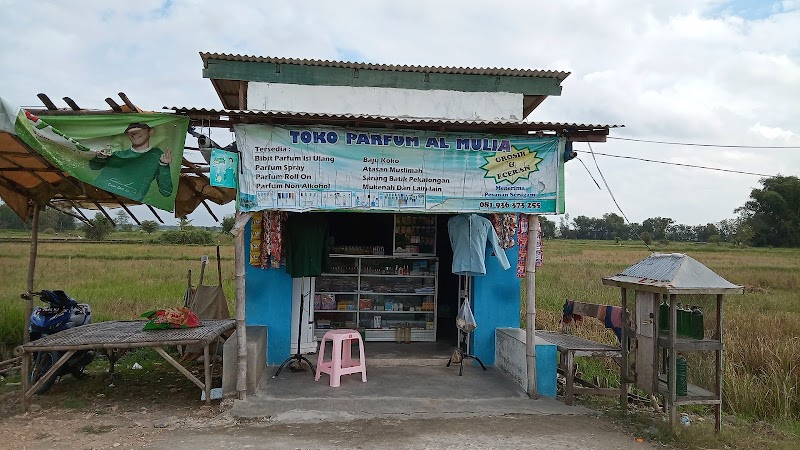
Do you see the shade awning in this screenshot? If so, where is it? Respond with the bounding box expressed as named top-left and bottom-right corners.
top-left (0, 96), bottom-right (235, 222)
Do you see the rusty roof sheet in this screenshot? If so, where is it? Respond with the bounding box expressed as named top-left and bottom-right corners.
top-left (165, 106), bottom-right (621, 131)
top-left (200, 53), bottom-right (571, 80)
top-left (602, 253), bottom-right (743, 294)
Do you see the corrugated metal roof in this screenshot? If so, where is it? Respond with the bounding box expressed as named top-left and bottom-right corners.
top-left (602, 253), bottom-right (743, 294)
top-left (200, 53), bottom-right (571, 81)
top-left (165, 106), bottom-right (621, 130)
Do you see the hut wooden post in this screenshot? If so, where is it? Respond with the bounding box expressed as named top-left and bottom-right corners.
top-left (525, 214), bottom-right (539, 399)
top-left (24, 203), bottom-right (41, 345)
top-left (21, 203), bottom-right (41, 413)
top-left (715, 293), bottom-right (724, 433)
top-left (231, 211), bottom-right (250, 401)
top-left (620, 287), bottom-right (629, 412)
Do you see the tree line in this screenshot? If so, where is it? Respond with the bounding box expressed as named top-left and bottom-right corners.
top-left (1, 175), bottom-right (798, 247)
top-left (541, 175), bottom-right (800, 247)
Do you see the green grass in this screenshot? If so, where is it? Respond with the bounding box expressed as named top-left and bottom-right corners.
top-left (1, 237), bottom-right (798, 445)
top-left (525, 239), bottom-right (800, 423)
top-left (0, 241), bottom-right (235, 352)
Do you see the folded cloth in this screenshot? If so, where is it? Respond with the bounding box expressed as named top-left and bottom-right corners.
top-left (604, 305), bottom-right (623, 341)
top-left (561, 300), bottom-right (624, 342)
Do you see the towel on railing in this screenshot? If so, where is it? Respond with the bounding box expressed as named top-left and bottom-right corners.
top-left (561, 300), bottom-right (623, 341)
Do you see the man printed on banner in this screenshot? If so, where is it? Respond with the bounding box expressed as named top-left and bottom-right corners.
top-left (89, 122), bottom-right (173, 202)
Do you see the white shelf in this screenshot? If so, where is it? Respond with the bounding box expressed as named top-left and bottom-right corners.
top-left (360, 274), bottom-right (435, 278)
top-left (358, 292), bottom-right (434, 296)
top-left (314, 253), bottom-right (438, 342)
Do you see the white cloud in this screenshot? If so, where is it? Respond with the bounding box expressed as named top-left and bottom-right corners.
top-left (1, 0), bottom-right (798, 226)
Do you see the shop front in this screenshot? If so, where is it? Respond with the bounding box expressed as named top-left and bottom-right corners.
top-left (245, 211), bottom-right (522, 365)
top-left (184, 54), bottom-right (617, 396)
top-left (236, 123), bottom-right (551, 366)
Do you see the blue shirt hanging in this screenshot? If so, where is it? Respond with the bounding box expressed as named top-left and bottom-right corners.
top-left (448, 214), bottom-right (510, 276)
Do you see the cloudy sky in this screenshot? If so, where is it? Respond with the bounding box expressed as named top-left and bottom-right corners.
top-left (1, 0), bottom-right (798, 227)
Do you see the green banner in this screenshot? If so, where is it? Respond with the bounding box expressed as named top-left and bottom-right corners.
top-left (236, 124), bottom-right (565, 214)
top-left (15, 111), bottom-right (188, 211)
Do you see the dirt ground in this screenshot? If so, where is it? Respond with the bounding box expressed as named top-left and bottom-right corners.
top-left (0, 397), bottom-right (657, 450)
top-left (0, 350), bottom-right (657, 449)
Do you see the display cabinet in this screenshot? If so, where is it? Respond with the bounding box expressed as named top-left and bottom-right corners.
top-left (313, 255), bottom-right (438, 342)
top-left (393, 214), bottom-right (436, 256)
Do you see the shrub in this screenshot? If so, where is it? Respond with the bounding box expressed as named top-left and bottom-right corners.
top-left (83, 213), bottom-right (113, 241)
top-left (139, 220), bottom-right (159, 234)
top-left (154, 229), bottom-right (216, 245)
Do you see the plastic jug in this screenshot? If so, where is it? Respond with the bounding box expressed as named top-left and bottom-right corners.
top-left (690, 306), bottom-right (704, 340)
top-left (675, 355), bottom-right (688, 396)
top-left (658, 298), bottom-right (669, 334)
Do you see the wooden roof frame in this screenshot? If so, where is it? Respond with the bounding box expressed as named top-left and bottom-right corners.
top-left (0, 93), bottom-right (236, 224)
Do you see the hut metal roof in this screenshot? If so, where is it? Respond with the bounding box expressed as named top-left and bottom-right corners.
top-left (601, 253), bottom-right (743, 295)
top-left (199, 53), bottom-right (571, 80)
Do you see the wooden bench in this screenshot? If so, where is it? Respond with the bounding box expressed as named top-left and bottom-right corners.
top-left (535, 330), bottom-right (624, 406)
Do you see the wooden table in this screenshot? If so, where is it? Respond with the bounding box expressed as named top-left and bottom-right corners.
top-left (536, 330), bottom-right (623, 406)
top-left (15, 319), bottom-right (235, 412)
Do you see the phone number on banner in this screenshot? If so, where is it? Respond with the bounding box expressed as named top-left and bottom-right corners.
top-left (479, 201), bottom-right (542, 209)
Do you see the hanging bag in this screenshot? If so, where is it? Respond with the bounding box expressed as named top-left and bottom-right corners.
top-left (456, 297), bottom-right (477, 333)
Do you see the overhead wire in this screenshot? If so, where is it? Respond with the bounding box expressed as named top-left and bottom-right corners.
top-left (576, 157), bottom-right (602, 190)
top-left (587, 152), bottom-right (777, 178)
top-left (608, 136), bottom-right (800, 149)
top-left (585, 142), bottom-right (653, 251)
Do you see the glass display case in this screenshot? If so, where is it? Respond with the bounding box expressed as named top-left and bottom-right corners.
top-left (393, 214), bottom-right (436, 256)
top-left (313, 255), bottom-right (438, 342)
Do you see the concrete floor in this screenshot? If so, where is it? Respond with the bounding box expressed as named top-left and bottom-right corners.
top-left (233, 341), bottom-right (590, 422)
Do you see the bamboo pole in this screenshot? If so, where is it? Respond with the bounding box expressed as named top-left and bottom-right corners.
top-left (24, 203), bottom-right (41, 345)
top-left (231, 211), bottom-right (251, 401)
top-left (525, 214), bottom-right (539, 399)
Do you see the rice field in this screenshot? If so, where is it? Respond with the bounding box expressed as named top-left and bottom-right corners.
top-left (1, 237), bottom-right (798, 423)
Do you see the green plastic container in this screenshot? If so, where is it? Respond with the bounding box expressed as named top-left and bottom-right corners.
top-left (675, 355), bottom-right (688, 396)
top-left (676, 303), bottom-right (686, 337)
top-left (690, 306), bottom-right (705, 340)
top-left (658, 299), bottom-right (669, 334)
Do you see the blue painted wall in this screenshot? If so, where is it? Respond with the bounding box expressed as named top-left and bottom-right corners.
top-left (244, 216), bottom-right (522, 366)
top-left (472, 245), bottom-right (521, 365)
top-left (244, 220), bottom-right (294, 365)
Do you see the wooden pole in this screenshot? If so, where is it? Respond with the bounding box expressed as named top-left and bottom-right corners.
top-left (620, 288), bottom-right (629, 412)
top-left (715, 293), bottom-right (724, 433)
top-left (24, 203), bottom-right (41, 345)
top-left (232, 211), bottom-right (250, 401)
top-left (525, 214), bottom-right (539, 399)
top-left (21, 203), bottom-right (41, 414)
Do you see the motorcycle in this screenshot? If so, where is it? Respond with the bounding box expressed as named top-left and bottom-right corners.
top-left (23, 290), bottom-right (95, 394)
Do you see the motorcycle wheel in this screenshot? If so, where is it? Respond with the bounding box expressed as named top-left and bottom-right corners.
top-left (30, 351), bottom-right (59, 395)
top-left (70, 351), bottom-right (96, 379)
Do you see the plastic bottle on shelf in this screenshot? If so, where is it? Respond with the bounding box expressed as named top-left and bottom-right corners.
top-left (658, 298), bottom-right (669, 334)
top-left (675, 355), bottom-right (688, 396)
top-left (691, 306), bottom-right (704, 340)
top-left (678, 303), bottom-right (692, 338)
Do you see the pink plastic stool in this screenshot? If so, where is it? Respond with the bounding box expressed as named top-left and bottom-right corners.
top-left (315, 329), bottom-right (367, 387)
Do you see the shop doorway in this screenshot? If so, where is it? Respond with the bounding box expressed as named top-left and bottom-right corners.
top-left (320, 212), bottom-right (458, 348)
